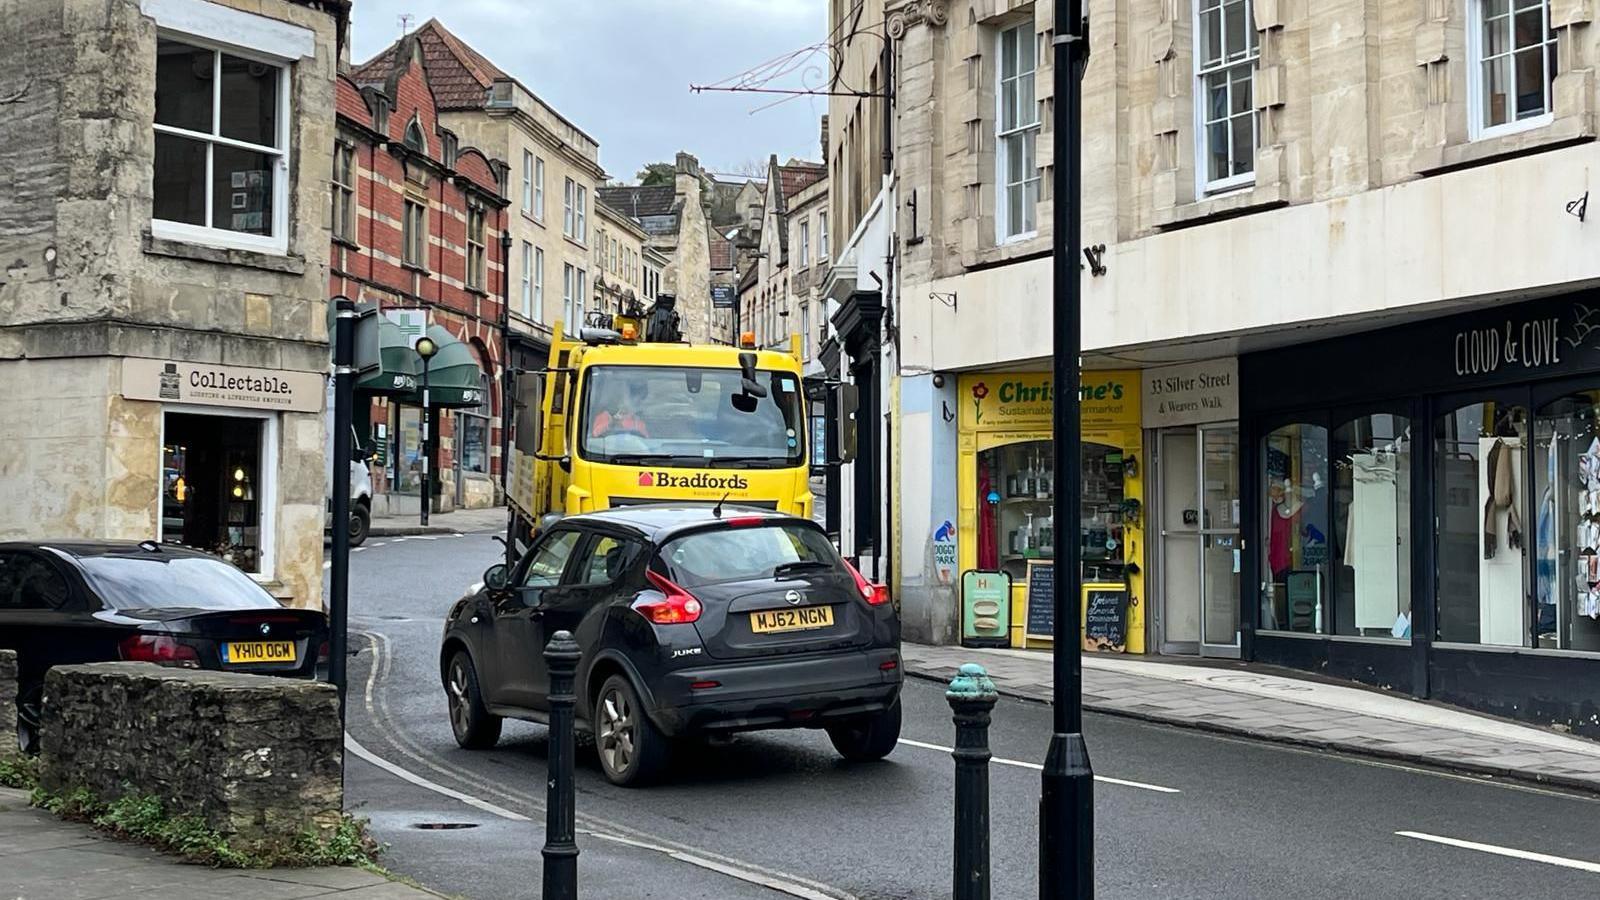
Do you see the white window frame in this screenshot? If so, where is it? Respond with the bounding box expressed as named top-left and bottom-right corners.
top-left (1193, 0), bottom-right (1260, 195)
top-left (150, 33), bottom-right (292, 255)
top-left (799, 220), bottom-right (810, 266)
top-left (533, 246), bottom-right (545, 322)
top-left (155, 404), bottom-right (279, 580)
top-left (466, 205), bottom-right (486, 291)
top-left (819, 211), bottom-right (829, 258)
top-left (564, 178), bottom-right (576, 238)
top-left (403, 198), bottom-right (427, 268)
top-left (1468, 0), bottom-right (1557, 141)
top-left (995, 22), bottom-right (1041, 243)
top-left (520, 240), bottom-right (533, 317)
top-left (331, 143), bottom-right (355, 243)
top-left (577, 186), bottom-right (589, 244)
top-left (522, 150), bottom-right (533, 212)
top-left (534, 157), bottom-right (546, 222)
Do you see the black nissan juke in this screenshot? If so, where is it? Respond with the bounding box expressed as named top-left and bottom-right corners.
top-left (439, 506), bottom-right (903, 786)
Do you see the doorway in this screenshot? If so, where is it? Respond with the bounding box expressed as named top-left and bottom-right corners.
top-left (160, 410), bottom-right (274, 575)
top-left (1158, 424), bottom-right (1241, 656)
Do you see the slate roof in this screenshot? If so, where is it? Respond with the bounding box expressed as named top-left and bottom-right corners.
top-left (356, 20), bottom-right (506, 111)
top-left (597, 184), bottom-right (678, 219)
top-left (737, 263), bottom-right (759, 294)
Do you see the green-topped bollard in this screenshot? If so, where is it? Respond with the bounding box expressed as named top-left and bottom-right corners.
top-left (949, 662), bottom-right (1000, 900)
top-left (542, 630), bottom-right (581, 900)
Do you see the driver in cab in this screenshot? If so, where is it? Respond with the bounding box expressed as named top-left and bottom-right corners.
top-left (591, 381), bottom-right (650, 439)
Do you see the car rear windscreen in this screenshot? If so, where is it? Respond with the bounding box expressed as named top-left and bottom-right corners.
top-left (78, 556), bottom-right (280, 610)
top-left (661, 524), bottom-right (842, 588)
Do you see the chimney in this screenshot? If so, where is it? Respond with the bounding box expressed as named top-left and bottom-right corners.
top-left (819, 115), bottom-right (830, 161)
top-left (675, 151), bottom-right (700, 177)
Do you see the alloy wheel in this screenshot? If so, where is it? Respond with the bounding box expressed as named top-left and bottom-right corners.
top-left (447, 659), bottom-right (471, 737)
top-left (597, 688), bottom-right (635, 777)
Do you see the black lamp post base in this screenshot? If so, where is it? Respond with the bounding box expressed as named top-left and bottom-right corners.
top-left (1039, 731), bottom-right (1094, 899)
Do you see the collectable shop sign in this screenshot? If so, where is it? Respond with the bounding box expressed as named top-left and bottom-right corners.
top-left (121, 358), bottom-right (324, 413)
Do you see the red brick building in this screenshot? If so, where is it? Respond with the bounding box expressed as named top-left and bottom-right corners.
top-left (331, 36), bottom-right (510, 513)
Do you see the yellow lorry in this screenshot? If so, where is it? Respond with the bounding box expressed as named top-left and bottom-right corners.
top-left (506, 297), bottom-right (835, 557)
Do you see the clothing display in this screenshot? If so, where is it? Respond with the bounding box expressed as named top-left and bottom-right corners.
top-left (1576, 438), bottom-right (1600, 619)
top-left (1483, 438), bottom-right (1523, 558)
top-left (1346, 451), bottom-right (1401, 631)
top-left (1268, 489), bottom-right (1302, 578)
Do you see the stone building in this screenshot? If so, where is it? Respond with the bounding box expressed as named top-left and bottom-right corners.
top-left (333, 35), bottom-right (507, 515)
top-left (356, 19), bottom-right (606, 383)
top-left (846, 0), bottom-right (1600, 733)
top-left (597, 152), bottom-right (716, 343)
top-left (593, 199), bottom-right (649, 318)
top-left (0, 0), bottom-right (345, 609)
top-left (743, 155), bottom-right (828, 356)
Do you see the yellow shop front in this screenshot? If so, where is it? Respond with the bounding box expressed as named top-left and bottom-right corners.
top-left (956, 371), bottom-right (1148, 653)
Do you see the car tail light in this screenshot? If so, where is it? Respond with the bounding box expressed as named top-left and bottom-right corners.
top-left (724, 516), bottom-right (765, 528)
top-left (637, 570), bottom-right (703, 624)
top-left (690, 680), bottom-right (720, 691)
top-left (317, 641), bottom-right (330, 664)
top-left (845, 560), bottom-right (891, 606)
top-left (880, 660), bottom-right (899, 672)
top-left (119, 635), bottom-right (199, 665)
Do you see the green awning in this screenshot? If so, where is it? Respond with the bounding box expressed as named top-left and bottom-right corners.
top-left (354, 318), bottom-right (421, 396)
top-left (417, 324), bottom-right (488, 409)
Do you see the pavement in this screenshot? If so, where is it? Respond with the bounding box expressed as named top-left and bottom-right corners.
top-left (902, 642), bottom-right (1600, 794)
top-left (338, 531), bottom-right (1600, 899)
top-left (367, 505), bottom-right (508, 537)
top-left (0, 788), bottom-right (444, 899)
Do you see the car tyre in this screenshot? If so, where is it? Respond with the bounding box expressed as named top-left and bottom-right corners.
top-left (593, 675), bottom-right (668, 787)
top-left (446, 651), bottom-right (501, 750)
top-left (348, 503), bottom-right (371, 547)
top-left (827, 697), bottom-right (902, 762)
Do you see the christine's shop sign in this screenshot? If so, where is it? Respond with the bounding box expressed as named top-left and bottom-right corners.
top-left (122, 358), bottom-right (323, 413)
top-left (960, 371), bottom-right (1139, 431)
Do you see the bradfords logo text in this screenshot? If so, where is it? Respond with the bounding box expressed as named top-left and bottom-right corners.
top-left (637, 471), bottom-right (750, 491)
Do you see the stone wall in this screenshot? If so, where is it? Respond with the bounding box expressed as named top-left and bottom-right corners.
top-left (0, 651), bottom-right (16, 758)
top-left (40, 663), bottom-right (341, 844)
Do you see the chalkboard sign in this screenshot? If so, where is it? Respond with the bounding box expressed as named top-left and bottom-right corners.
top-left (1023, 562), bottom-right (1055, 640)
top-left (1083, 584), bottom-right (1129, 653)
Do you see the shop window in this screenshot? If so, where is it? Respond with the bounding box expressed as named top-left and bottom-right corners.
top-left (1435, 401), bottom-right (1528, 645)
top-left (153, 37), bottom-right (288, 253)
top-left (393, 406), bottom-right (423, 494)
top-left (1331, 414), bottom-right (1412, 639)
top-left (458, 373), bottom-right (492, 475)
top-left (1532, 391), bottom-right (1600, 652)
top-left (976, 439), bottom-right (1131, 585)
top-left (1260, 423), bottom-right (1330, 633)
top-left (162, 412), bottom-right (267, 574)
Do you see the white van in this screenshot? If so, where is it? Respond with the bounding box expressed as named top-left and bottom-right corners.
top-left (325, 380), bottom-right (374, 546)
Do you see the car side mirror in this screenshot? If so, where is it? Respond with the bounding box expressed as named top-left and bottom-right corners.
top-left (516, 585), bottom-right (546, 610)
top-left (483, 563), bottom-right (509, 590)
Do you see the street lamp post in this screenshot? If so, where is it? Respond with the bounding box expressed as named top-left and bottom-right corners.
top-left (1040, 1), bottom-right (1094, 899)
top-left (415, 335), bottom-right (439, 527)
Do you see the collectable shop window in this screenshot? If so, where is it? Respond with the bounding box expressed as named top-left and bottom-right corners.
top-left (153, 37), bottom-right (288, 253)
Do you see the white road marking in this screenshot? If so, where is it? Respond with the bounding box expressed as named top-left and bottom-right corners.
top-left (344, 733), bottom-right (530, 822)
top-left (896, 738), bottom-right (1181, 794)
top-left (452, 532), bottom-right (465, 537)
top-left (355, 631), bottom-right (858, 900)
top-left (1396, 831), bottom-right (1600, 874)
top-left (352, 547), bottom-right (365, 553)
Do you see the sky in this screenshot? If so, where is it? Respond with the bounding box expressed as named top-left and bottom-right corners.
top-left (349, 0), bottom-right (831, 183)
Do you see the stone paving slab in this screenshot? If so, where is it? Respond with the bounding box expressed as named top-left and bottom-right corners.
top-left (901, 643), bottom-right (1600, 795)
top-left (0, 788), bottom-right (446, 900)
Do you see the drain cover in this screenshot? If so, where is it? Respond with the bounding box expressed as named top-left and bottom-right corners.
top-left (411, 822), bottom-right (480, 830)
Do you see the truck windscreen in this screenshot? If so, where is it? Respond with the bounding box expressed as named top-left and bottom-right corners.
top-left (579, 366), bottom-right (804, 468)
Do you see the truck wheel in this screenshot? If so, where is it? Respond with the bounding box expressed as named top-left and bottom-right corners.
top-left (827, 697), bottom-right (902, 762)
top-left (348, 503), bottom-right (370, 547)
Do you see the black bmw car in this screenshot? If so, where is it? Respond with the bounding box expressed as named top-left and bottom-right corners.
top-left (440, 506), bottom-right (902, 786)
top-left (0, 540), bottom-right (329, 753)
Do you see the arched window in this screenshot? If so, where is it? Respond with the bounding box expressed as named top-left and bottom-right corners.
top-left (402, 116), bottom-right (427, 153)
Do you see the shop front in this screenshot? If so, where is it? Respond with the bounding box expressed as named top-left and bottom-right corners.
top-left (1241, 292), bottom-right (1600, 734)
top-left (1142, 359), bottom-right (1242, 657)
top-left (121, 357), bottom-right (325, 608)
top-left (956, 370), bottom-right (1147, 652)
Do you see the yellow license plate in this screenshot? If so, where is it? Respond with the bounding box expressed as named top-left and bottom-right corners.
top-left (225, 641), bottom-right (296, 664)
top-left (749, 606), bottom-right (834, 634)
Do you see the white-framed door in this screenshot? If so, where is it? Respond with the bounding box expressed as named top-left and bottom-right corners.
top-left (156, 404), bottom-right (279, 581)
top-left (1157, 423), bottom-right (1241, 657)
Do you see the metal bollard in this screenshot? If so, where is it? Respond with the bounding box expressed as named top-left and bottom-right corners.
top-left (948, 662), bottom-right (1000, 900)
top-left (542, 631), bottom-right (582, 900)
